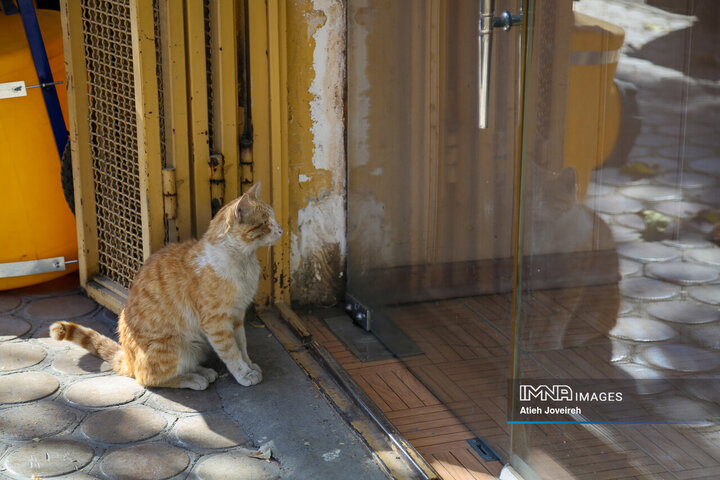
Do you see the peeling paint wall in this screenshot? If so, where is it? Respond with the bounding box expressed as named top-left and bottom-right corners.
top-left (286, 0), bottom-right (346, 305)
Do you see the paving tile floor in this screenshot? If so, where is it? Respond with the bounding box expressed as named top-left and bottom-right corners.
top-left (0, 275), bottom-right (391, 480)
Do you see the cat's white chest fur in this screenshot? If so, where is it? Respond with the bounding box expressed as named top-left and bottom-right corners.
top-left (196, 241), bottom-right (261, 309)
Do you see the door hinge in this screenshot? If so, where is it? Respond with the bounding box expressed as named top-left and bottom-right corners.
top-left (345, 293), bottom-right (371, 331)
top-left (162, 167), bottom-right (177, 221)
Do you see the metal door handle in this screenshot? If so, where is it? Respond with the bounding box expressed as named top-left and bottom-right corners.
top-left (479, 1), bottom-right (523, 129)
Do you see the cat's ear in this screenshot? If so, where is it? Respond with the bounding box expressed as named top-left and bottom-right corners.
top-left (234, 194), bottom-right (252, 222)
top-left (246, 182), bottom-right (261, 200)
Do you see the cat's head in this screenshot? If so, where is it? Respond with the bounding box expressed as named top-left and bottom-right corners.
top-left (205, 182), bottom-right (283, 249)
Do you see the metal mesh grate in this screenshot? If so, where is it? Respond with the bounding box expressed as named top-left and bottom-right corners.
top-left (154, 0), bottom-right (167, 169)
top-left (81, 0), bottom-right (143, 288)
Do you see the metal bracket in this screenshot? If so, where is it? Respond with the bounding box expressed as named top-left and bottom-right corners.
top-left (478, 0), bottom-right (524, 129)
top-left (0, 257), bottom-right (76, 279)
top-left (467, 437), bottom-right (501, 462)
top-left (493, 11), bottom-right (523, 31)
top-left (344, 293), bottom-right (371, 331)
top-left (0, 80), bottom-right (64, 100)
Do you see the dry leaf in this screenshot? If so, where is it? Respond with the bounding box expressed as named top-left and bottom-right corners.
top-left (641, 209), bottom-right (676, 240)
top-left (249, 441), bottom-right (274, 461)
top-left (621, 161), bottom-right (659, 179)
top-left (693, 208), bottom-right (720, 225)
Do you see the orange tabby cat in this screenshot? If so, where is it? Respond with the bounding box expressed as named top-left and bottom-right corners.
top-left (50, 182), bottom-right (282, 389)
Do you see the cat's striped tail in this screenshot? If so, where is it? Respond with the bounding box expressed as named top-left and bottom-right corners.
top-left (49, 322), bottom-right (122, 368)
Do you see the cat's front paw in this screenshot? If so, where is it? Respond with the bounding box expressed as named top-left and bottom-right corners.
top-left (196, 366), bottom-right (219, 383)
top-left (233, 367), bottom-right (263, 387)
top-left (182, 374), bottom-right (210, 390)
top-left (249, 363), bottom-right (262, 375)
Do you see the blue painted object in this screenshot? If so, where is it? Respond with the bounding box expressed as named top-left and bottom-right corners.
top-left (13, 0), bottom-right (69, 158)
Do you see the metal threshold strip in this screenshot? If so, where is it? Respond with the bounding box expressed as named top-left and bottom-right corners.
top-left (263, 303), bottom-right (441, 480)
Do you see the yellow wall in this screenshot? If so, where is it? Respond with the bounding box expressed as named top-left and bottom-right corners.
top-left (285, 0), bottom-right (346, 305)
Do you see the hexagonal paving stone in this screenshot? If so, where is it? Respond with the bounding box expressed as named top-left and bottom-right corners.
top-left (656, 124), bottom-right (681, 136)
top-left (613, 213), bottom-right (646, 230)
top-left (614, 363), bottom-right (672, 395)
top-left (646, 300), bottom-right (720, 325)
top-left (146, 387), bottom-right (223, 413)
top-left (691, 157), bottom-right (720, 176)
top-left (586, 196), bottom-right (644, 215)
top-left (688, 187), bottom-right (720, 205)
top-left (684, 380), bottom-right (720, 403)
top-left (635, 134), bottom-right (678, 148)
top-left (655, 200), bottom-right (707, 220)
top-left (192, 451), bottom-right (280, 480)
top-left (617, 242), bottom-right (680, 263)
top-left (0, 316), bottom-right (31, 341)
top-left (4, 439), bottom-right (94, 478)
top-left (648, 394), bottom-right (720, 424)
top-left (687, 248), bottom-right (720, 267)
top-left (609, 317), bottom-right (677, 342)
top-left (592, 168), bottom-right (650, 187)
top-left (659, 145), bottom-right (714, 160)
top-left (0, 372), bottom-right (59, 404)
top-left (628, 145), bottom-right (652, 157)
top-left (628, 155), bottom-right (679, 172)
top-left (610, 339), bottom-right (633, 362)
top-left (689, 324), bottom-right (720, 351)
top-left (619, 277), bottom-right (679, 301)
top-left (0, 401), bottom-right (76, 440)
top-left (101, 444), bottom-right (189, 480)
top-left (688, 285), bottom-right (720, 305)
top-left (82, 406), bottom-right (166, 443)
top-left (620, 185), bottom-right (681, 202)
top-left (619, 259), bottom-right (641, 278)
top-left (53, 348), bottom-right (111, 375)
top-left (643, 344), bottom-right (720, 372)
top-left (585, 182), bottom-right (614, 197)
top-left (175, 414), bottom-right (250, 449)
top-left (65, 376), bottom-right (144, 408)
top-left (0, 295), bottom-right (20, 313)
top-left (646, 262), bottom-right (719, 285)
top-left (691, 133), bottom-right (719, 148)
top-left (0, 343), bottom-right (46, 372)
top-left (26, 295), bottom-right (96, 320)
top-left (611, 226), bottom-right (642, 243)
top-left (662, 233), bottom-right (714, 249)
top-left (656, 172), bottom-right (716, 189)
top-left (618, 300), bottom-right (634, 315)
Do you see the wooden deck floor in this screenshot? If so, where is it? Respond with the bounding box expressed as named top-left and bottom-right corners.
top-left (303, 289), bottom-right (720, 480)
top-left (305, 313), bottom-right (503, 480)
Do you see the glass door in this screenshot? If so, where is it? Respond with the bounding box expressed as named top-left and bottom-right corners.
top-left (510, 0), bottom-right (720, 479)
top-left (346, 0), bottom-right (523, 464)
top-left (346, 0), bottom-right (719, 478)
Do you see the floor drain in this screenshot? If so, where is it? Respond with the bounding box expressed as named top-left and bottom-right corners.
top-left (467, 437), bottom-right (501, 462)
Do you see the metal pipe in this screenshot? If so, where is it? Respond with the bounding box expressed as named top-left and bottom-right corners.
top-left (478, 0), bottom-right (495, 129)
